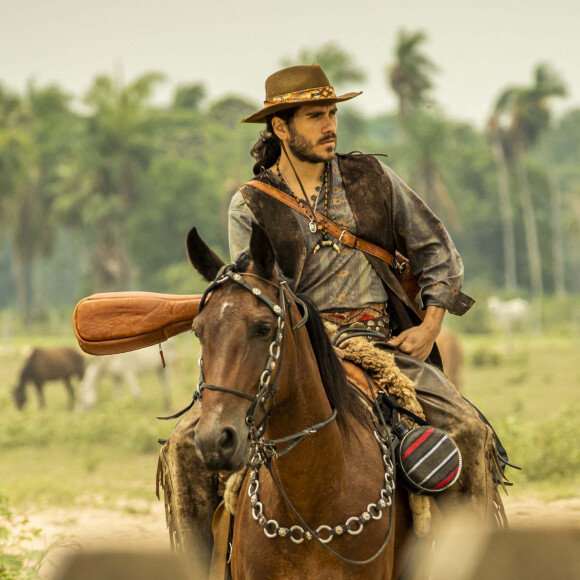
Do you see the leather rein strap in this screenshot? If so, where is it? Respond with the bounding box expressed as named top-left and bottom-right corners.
top-left (245, 180), bottom-right (409, 275)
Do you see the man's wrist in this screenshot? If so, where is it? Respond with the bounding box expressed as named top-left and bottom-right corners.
top-left (421, 305), bottom-right (445, 336)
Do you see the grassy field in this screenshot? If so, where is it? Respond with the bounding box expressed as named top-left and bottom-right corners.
top-left (1, 324), bottom-right (579, 512)
top-left (459, 331), bottom-right (580, 499)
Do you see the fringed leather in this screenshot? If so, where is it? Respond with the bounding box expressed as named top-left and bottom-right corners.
top-left (156, 445), bottom-right (178, 550)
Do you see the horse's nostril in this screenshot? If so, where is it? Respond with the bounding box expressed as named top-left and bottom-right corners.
top-left (218, 427), bottom-right (237, 453)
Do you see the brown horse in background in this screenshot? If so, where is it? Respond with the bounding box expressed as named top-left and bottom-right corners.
top-left (177, 224), bottom-right (412, 579)
top-left (436, 328), bottom-right (464, 391)
top-left (12, 347), bottom-right (84, 410)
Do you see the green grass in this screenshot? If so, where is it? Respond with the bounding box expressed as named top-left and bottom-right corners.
top-left (0, 328), bottom-right (579, 514)
top-left (461, 333), bottom-right (580, 420)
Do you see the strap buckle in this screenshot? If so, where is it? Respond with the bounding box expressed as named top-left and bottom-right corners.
top-left (339, 230), bottom-right (356, 249)
top-left (392, 254), bottom-right (407, 275)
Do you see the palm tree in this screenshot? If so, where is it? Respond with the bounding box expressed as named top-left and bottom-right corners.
top-left (487, 115), bottom-right (518, 291)
top-left (387, 29), bottom-right (438, 119)
top-left (66, 71), bottom-right (164, 292)
top-left (403, 111), bottom-right (462, 231)
top-left (0, 82), bottom-right (73, 324)
top-left (542, 141), bottom-right (567, 296)
top-left (386, 30), bottom-right (460, 230)
top-left (494, 64), bottom-right (567, 301)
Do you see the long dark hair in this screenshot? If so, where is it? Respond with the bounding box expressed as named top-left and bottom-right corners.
top-left (250, 109), bottom-right (297, 175)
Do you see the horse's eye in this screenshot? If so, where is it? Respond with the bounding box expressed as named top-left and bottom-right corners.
top-left (253, 322), bottom-right (272, 338)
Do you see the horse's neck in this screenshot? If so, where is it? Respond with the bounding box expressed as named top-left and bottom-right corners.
top-left (265, 331), bottom-right (347, 490)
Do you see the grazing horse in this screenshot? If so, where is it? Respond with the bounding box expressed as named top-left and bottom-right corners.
top-left (167, 224), bottom-right (412, 579)
top-left (12, 347), bottom-right (84, 410)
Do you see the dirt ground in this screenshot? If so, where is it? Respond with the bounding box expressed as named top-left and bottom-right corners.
top-left (25, 494), bottom-right (580, 579)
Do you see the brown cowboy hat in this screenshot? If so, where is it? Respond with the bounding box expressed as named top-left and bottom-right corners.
top-left (240, 64), bottom-right (362, 124)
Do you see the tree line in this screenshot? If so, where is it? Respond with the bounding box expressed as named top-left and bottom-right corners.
top-left (1, 34), bottom-right (579, 326)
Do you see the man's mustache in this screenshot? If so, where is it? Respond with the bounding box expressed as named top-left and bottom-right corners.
top-left (319, 134), bottom-right (337, 144)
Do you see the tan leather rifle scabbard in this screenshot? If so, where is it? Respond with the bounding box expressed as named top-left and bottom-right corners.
top-left (73, 291), bottom-right (202, 355)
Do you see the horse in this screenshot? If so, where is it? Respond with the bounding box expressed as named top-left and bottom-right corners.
top-left (487, 295), bottom-right (532, 352)
top-left (12, 346), bottom-right (84, 410)
top-left (167, 223), bottom-right (413, 579)
top-left (436, 327), bottom-right (463, 391)
top-left (487, 296), bottom-right (531, 332)
top-left (76, 343), bottom-right (175, 411)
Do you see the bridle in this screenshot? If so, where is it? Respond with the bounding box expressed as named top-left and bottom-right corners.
top-left (193, 262), bottom-right (325, 442)
top-left (157, 261), bottom-right (312, 437)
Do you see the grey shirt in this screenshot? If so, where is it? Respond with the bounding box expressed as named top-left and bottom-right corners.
top-left (228, 156), bottom-right (468, 314)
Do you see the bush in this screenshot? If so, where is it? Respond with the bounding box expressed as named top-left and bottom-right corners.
top-left (496, 404), bottom-right (580, 481)
top-left (0, 492), bottom-right (46, 579)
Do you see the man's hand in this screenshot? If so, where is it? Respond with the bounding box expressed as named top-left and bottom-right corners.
top-left (386, 305), bottom-right (445, 360)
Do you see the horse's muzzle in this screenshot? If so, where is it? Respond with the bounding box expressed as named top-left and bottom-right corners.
top-left (195, 421), bottom-right (248, 472)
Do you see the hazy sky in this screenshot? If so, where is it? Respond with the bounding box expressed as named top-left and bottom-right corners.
top-left (1, 0), bottom-right (578, 127)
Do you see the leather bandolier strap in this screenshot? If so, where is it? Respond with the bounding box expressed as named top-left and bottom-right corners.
top-left (245, 179), bottom-right (422, 318)
top-left (246, 180), bottom-right (406, 271)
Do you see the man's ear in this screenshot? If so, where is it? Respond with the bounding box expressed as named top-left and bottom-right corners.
top-left (271, 116), bottom-right (288, 141)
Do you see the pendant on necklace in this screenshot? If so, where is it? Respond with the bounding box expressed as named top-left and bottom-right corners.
top-left (309, 221), bottom-right (318, 234)
top-left (313, 239), bottom-right (341, 255)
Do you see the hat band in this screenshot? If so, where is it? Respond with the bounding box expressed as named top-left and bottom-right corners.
top-left (264, 86), bottom-right (337, 108)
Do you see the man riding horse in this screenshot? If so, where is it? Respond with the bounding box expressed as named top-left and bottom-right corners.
top-left (159, 64), bottom-right (510, 575)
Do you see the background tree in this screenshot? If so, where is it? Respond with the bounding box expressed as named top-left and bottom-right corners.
top-left (172, 82), bottom-right (206, 111)
top-left (487, 115), bottom-right (518, 291)
top-left (401, 110), bottom-right (462, 231)
top-left (545, 109), bottom-right (580, 262)
top-left (387, 29), bottom-right (438, 120)
top-left (385, 30), bottom-right (461, 231)
top-left (0, 82), bottom-right (74, 324)
top-left (494, 63), bottom-right (567, 301)
top-left (59, 71), bottom-right (164, 293)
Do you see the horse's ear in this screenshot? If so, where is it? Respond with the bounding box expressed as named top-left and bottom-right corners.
top-left (186, 227), bottom-right (225, 282)
top-left (249, 222), bottom-right (276, 280)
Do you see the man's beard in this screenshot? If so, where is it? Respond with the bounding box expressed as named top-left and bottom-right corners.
top-left (287, 127), bottom-right (336, 164)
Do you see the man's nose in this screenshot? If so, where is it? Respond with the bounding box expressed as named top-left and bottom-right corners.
top-left (322, 115), bottom-right (337, 133)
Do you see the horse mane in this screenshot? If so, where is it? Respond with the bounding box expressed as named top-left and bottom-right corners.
top-left (296, 294), bottom-right (368, 427)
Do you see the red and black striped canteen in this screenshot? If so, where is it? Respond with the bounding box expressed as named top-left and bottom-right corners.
top-left (396, 425), bottom-right (462, 495)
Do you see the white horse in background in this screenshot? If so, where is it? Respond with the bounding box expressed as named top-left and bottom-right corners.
top-left (487, 296), bottom-right (531, 330)
top-left (77, 341), bottom-right (177, 412)
top-left (487, 296), bottom-right (533, 351)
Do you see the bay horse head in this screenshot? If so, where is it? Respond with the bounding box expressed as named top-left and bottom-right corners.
top-left (186, 223), bottom-right (361, 473)
top-left (12, 382), bottom-right (26, 410)
top-left (187, 223), bottom-right (295, 471)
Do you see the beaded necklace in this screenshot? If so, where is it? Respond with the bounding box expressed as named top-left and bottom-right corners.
top-left (276, 158), bottom-right (339, 254)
